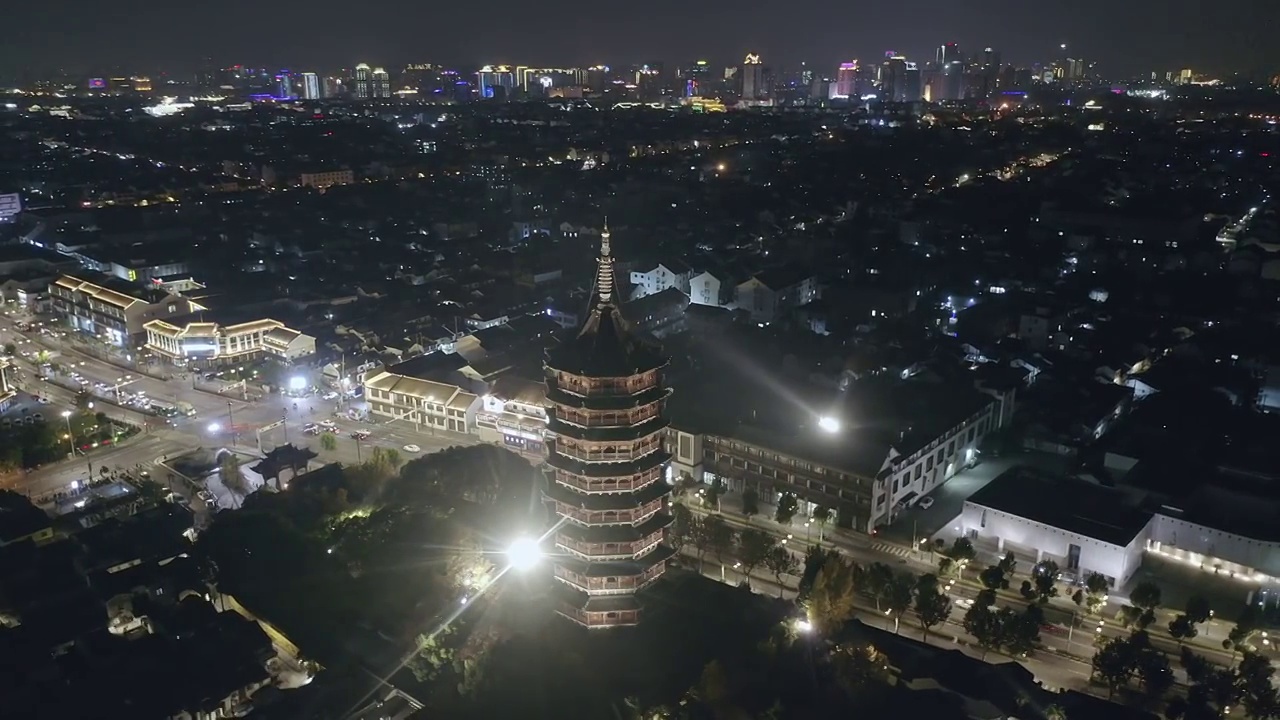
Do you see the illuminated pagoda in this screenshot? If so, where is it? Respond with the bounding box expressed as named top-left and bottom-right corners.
top-left (543, 222), bottom-right (675, 628)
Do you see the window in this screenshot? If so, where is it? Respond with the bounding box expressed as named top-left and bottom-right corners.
top-left (913, 465), bottom-right (922, 480)
top-left (926, 456), bottom-right (934, 471)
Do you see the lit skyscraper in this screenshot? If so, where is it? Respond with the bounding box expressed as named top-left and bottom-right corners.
top-left (301, 72), bottom-right (321, 100)
top-left (833, 61), bottom-right (858, 99)
top-left (477, 65), bottom-right (515, 99)
top-left (936, 42), bottom-right (960, 67)
top-left (354, 63), bottom-right (371, 99)
top-left (741, 52), bottom-right (764, 100)
top-left (372, 67), bottom-right (391, 97)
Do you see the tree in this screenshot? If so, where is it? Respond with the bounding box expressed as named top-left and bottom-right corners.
top-left (74, 391), bottom-right (93, 411)
top-left (668, 503), bottom-right (693, 555)
top-left (1002, 607), bottom-right (1041, 657)
top-left (1031, 559), bottom-right (1059, 604)
top-left (1225, 604), bottom-right (1262, 662)
top-left (947, 537), bottom-right (977, 577)
top-left (797, 545), bottom-right (836, 599)
top-left (937, 556), bottom-right (956, 578)
top-left (1129, 580), bottom-right (1162, 614)
top-left (1236, 651), bottom-right (1279, 720)
top-left (963, 604), bottom-right (1004, 660)
top-left (774, 492), bottom-right (799, 525)
top-left (764, 545), bottom-right (799, 597)
top-left (831, 643), bottom-right (889, 696)
top-left (319, 433), bottom-right (337, 452)
top-left (706, 516), bottom-right (736, 580)
top-left (1184, 595), bottom-right (1212, 625)
top-left (805, 554), bottom-right (857, 635)
top-left (1092, 637), bottom-right (1136, 699)
top-left (998, 551), bottom-right (1017, 575)
top-left (1136, 649), bottom-right (1174, 705)
top-left (690, 516), bottom-right (714, 572)
top-left (862, 562), bottom-right (895, 611)
top-left (220, 452), bottom-right (245, 494)
top-left (883, 573), bottom-right (914, 634)
top-left (1084, 572), bottom-right (1110, 615)
top-left (810, 505), bottom-right (832, 541)
top-left (1169, 615), bottom-right (1199, 645)
top-left (914, 574), bottom-right (953, 643)
top-left (742, 486), bottom-right (760, 522)
top-left (737, 529), bottom-right (774, 589)
top-left (979, 564), bottom-right (1010, 593)
top-left (704, 476), bottom-right (725, 511)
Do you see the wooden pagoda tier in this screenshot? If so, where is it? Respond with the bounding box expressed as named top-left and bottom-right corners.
top-left (542, 222), bottom-right (675, 628)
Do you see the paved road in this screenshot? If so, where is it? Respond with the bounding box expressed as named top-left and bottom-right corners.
top-left (1, 316), bottom-right (482, 499)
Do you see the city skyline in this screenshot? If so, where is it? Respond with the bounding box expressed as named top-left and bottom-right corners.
top-left (3, 0), bottom-right (1277, 78)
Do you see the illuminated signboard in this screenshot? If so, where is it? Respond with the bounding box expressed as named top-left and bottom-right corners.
top-left (88, 78), bottom-right (106, 89)
top-left (0, 193), bottom-right (21, 219)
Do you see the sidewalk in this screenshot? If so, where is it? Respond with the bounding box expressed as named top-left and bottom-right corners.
top-left (682, 491), bottom-right (1244, 667)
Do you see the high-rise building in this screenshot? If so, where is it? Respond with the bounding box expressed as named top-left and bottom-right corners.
top-left (833, 61), bottom-right (858, 98)
top-left (372, 67), bottom-right (391, 97)
top-left (275, 72), bottom-right (295, 99)
top-left (741, 53), bottom-right (764, 100)
top-left (354, 63), bottom-right (371, 99)
top-left (477, 65), bottom-right (515, 99)
top-left (301, 72), bottom-right (322, 100)
top-left (879, 53), bottom-right (907, 101)
top-left (937, 42), bottom-right (960, 67)
top-left (543, 224), bottom-right (675, 628)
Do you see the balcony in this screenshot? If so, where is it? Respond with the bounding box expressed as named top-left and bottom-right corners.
top-left (556, 533), bottom-right (664, 562)
top-left (554, 497), bottom-right (664, 526)
top-left (554, 562), bottom-right (665, 596)
top-left (553, 371), bottom-right (660, 398)
top-left (551, 467), bottom-right (665, 493)
top-left (553, 403), bottom-right (661, 428)
top-left (555, 436), bottom-right (664, 463)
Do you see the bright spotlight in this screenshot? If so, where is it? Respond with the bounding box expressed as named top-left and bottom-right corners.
top-left (506, 537), bottom-right (542, 571)
top-left (818, 416), bottom-right (840, 433)
top-left (795, 619), bottom-right (813, 633)
top-left (207, 423), bottom-right (221, 433)
top-left (288, 376), bottom-right (307, 391)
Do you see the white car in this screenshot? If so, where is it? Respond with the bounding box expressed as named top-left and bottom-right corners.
top-left (919, 496), bottom-right (935, 510)
top-left (321, 391), bottom-right (339, 400)
top-left (403, 444), bottom-right (421, 453)
top-left (955, 597), bottom-right (975, 609)
top-left (37, 397), bottom-right (50, 404)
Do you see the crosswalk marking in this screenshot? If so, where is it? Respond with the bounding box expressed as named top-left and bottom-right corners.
top-left (870, 542), bottom-right (912, 558)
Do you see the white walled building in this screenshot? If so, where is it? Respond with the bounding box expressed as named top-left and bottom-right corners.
top-left (363, 369), bottom-right (477, 435)
top-left (475, 375), bottom-right (549, 457)
top-left (958, 468), bottom-right (1151, 588)
top-left (689, 270), bottom-right (732, 308)
top-left (629, 260), bottom-right (693, 300)
top-left (734, 269), bottom-right (819, 323)
top-left (144, 318), bottom-right (315, 365)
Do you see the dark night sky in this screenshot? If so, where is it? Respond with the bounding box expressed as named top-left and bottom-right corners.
top-left (4, 0), bottom-right (1277, 78)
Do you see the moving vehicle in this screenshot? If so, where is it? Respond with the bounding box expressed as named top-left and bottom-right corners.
top-left (403, 444), bottom-right (421, 453)
top-left (350, 430), bottom-right (371, 440)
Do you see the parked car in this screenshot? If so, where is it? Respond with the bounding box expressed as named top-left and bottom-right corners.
top-left (919, 496), bottom-right (935, 510)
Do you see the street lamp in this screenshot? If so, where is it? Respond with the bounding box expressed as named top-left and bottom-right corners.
top-left (818, 416), bottom-right (840, 433)
top-left (506, 537), bottom-right (542, 571)
top-left (60, 410), bottom-right (74, 457)
top-left (288, 376), bottom-right (307, 393)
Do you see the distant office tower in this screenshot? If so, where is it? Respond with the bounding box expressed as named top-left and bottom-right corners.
top-left (477, 65), bottom-right (515, 99)
top-left (941, 60), bottom-right (965, 100)
top-left (937, 43), bottom-right (960, 67)
top-left (833, 61), bottom-right (857, 98)
top-left (301, 72), bottom-right (321, 99)
top-left (741, 53), bottom-right (764, 100)
top-left (372, 67), bottom-right (391, 97)
top-left (981, 48), bottom-right (1002, 70)
top-left (276, 72), bottom-right (294, 98)
top-left (354, 63), bottom-right (371, 98)
top-left (879, 53), bottom-right (907, 101)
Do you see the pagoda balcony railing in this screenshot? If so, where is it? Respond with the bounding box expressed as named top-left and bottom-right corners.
top-left (553, 403), bottom-right (662, 428)
top-left (552, 467), bottom-right (665, 493)
top-left (555, 436), bottom-right (663, 463)
top-left (556, 534), bottom-right (664, 562)
top-left (554, 499), bottom-right (664, 526)
top-left (554, 562), bottom-right (665, 595)
top-left (553, 371), bottom-right (660, 398)
top-left (556, 603), bottom-right (641, 627)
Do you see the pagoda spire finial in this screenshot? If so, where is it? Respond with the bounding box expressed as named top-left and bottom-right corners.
top-left (594, 218), bottom-right (614, 306)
